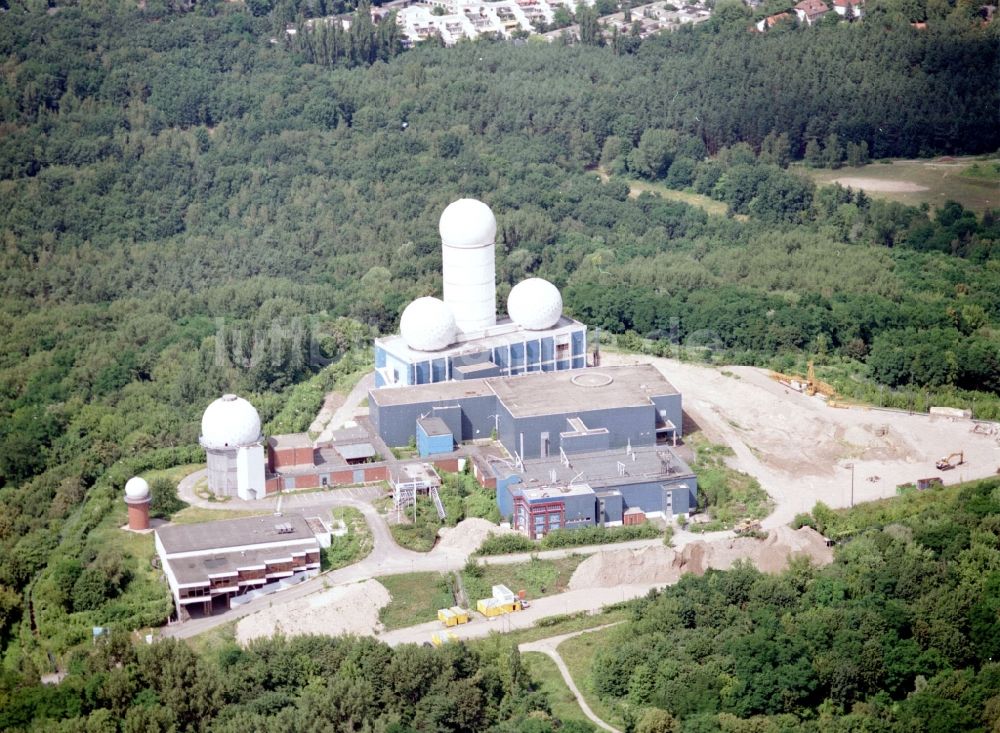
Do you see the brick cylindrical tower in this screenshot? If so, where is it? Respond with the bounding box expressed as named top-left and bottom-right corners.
top-left (124, 477), bottom-right (151, 531)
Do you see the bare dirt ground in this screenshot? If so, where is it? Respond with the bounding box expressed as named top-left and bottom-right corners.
top-left (308, 391), bottom-right (345, 435)
top-left (235, 578), bottom-right (390, 644)
top-left (831, 176), bottom-right (929, 193)
top-left (568, 526), bottom-right (832, 589)
top-left (603, 352), bottom-right (1000, 526)
top-left (436, 518), bottom-right (515, 556)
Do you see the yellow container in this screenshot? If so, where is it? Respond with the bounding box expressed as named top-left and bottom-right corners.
top-left (450, 606), bottom-right (469, 624)
top-left (437, 608), bottom-right (457, 627)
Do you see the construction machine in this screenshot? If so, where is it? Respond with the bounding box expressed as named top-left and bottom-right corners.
top-left (935, 452), bottom-right (964, 471)
top-left (770, 361), bottom-right (837, 399)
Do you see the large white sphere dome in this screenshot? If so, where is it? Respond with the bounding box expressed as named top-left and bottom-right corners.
top-left (400, 297), bottom-right (457, 351)
top-left (439, 199), bottom-right (497, 249)
top-left (124, 476), bottom-right (150, 501)
top-left (507, 278), bottom-right (563, 331)
top-left (201, 394), bottom-right (262, 450)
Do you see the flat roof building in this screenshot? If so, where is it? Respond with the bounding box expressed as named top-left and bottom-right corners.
top-left (155, 514), bottom-right (321, 620)
top-left (370, 364), bottom-right (682, 460)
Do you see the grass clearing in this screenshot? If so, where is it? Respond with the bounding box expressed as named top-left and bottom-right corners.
top-left (625, 178), bottom-right (731, 216)
top-left (170, 506), bottom-right (269, 524)
top-left (522, 651), bottom-right (592, 725)
top-left (801, 156), bottom-right (999, 212)
top-left (557, 630), bottom-right (628, 730)
top-left (142, 463), bottom-right (204, 486)
top-left (185, 620), bottom-right (238, 656)
top-left (462, 556), bottom-right (585, 605)
top-left (323, 506), bottom-right (373, 570)
top-left (377, 572), bottom-right (456, 630)
top-left (687, 432), bottom-right (772, 532)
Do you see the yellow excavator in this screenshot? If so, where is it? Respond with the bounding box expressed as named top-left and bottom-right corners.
top-left (935, 452), bottom-right (964, 471)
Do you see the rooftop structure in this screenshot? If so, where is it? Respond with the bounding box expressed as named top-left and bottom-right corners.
top-left (376, 198), bottom-right (587, 387)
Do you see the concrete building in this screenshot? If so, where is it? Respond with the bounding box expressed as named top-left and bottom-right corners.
top-left (370, 364), bottom-right (682, 457)
top-left (155, 514), bottom-right (321, 620)
top-left (124, 476), bottom-right (151, 531)
top-left (374, 200), bottom-right (588, 387)
top-left (369, 363), bottom-right (692, 535)
top-left (200, 394), bottom-right (265, 501)
top-left (492, 444), bottom-right (697, 536)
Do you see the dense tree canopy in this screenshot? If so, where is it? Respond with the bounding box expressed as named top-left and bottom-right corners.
top-left (0, 3), bottom-right (996, 726)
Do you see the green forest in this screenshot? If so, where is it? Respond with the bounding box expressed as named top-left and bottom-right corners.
top-left (0, 0), bottom-right (998, 729)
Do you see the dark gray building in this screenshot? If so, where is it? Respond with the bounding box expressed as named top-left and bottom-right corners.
top-left (369, 364), bottom-right (682, 458)
top-left (368, 364), bottom-right (691, 536)
top-left (491, 445), bottom-right (698, 536)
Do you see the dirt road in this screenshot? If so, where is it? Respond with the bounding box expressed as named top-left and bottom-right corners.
top-left (520, 624), bottom-right (625, 733)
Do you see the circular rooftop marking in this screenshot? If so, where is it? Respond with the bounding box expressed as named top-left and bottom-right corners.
top-left (571, 372), bottom-right (614, 388)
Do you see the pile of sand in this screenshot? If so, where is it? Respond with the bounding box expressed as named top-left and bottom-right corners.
top-left (569, 545), bottom-right (684, 590)
top-left (435, 518), bottom-right (514, 555)
top-left (569, 527), bottom-right (833, 589)
top-left (235, 579), bottom-right (390, 644)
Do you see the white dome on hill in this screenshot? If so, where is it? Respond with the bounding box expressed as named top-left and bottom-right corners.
top-left (439, 199), bottom-right (497, 249)
top-left (401, 297), bottom-right (457, 351)
top-left (507, 278), bottom-right (563, 331)
top-left (200, 394), bottom-right (262, 450)
top-left (124, 476), bottom-right (150, 501)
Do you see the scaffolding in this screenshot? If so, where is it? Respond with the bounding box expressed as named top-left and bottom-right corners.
top-left (393, 464), bottom-right (446, 522)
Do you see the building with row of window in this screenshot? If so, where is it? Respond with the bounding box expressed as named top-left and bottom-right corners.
top-left (154, 514), bottom-right (321, 621)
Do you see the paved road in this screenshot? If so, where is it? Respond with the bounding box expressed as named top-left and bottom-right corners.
top-left (378, 588), bottom-right (655, 648)
top-left (520, 625), bottom-right (625, 733)
top-left (168, 466), bottom-right (731, 640)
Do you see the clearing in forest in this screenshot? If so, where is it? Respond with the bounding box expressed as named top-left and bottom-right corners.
top-left (803, 156), bottom-right (998, 212)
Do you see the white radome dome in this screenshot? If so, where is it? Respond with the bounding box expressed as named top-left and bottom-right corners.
top-left (200, 394), bottom-right (262, 450)
top-left (439, 199), bottom-right (497, 249)
top-left (124, 476), bottom-right (150, 501)
top-left (507, 278), bottom-right (563, 331)
top-left (400, 297), bottom-right (457, 351)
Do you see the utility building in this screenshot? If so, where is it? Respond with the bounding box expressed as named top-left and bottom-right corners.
top-left (370, 364), bottom-right (682, 457)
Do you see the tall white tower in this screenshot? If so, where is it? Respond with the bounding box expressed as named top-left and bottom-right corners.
top-left (438, 198), bottom-right (497, 334)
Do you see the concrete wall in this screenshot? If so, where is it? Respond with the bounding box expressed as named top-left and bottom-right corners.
top-left (508, 405), bottom-right (654, 460)
top-left (596, 492), bottom-right (623, 524)
top-left (561, 430), bottom-right (611, 455)
top-left (619, 477), bottom-right (697, 516)
top-left (373, 394), bottom-right (499, 448)
top-left (205, 448), bottom-right (238, 497)
top-left (652, 393), bottom-right (683, 439)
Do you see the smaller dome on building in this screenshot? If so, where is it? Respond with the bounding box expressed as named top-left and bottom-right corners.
top-left (400, 297), bottom-right (457, 351)
top-left (201, 394), bottom-right (262, 450)
top-left (507, 278), bottom-right (563, 331)
top-left (124, 476), bottom-right (150, 501)
top-left (439, 199), bottom-right (497, 249)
